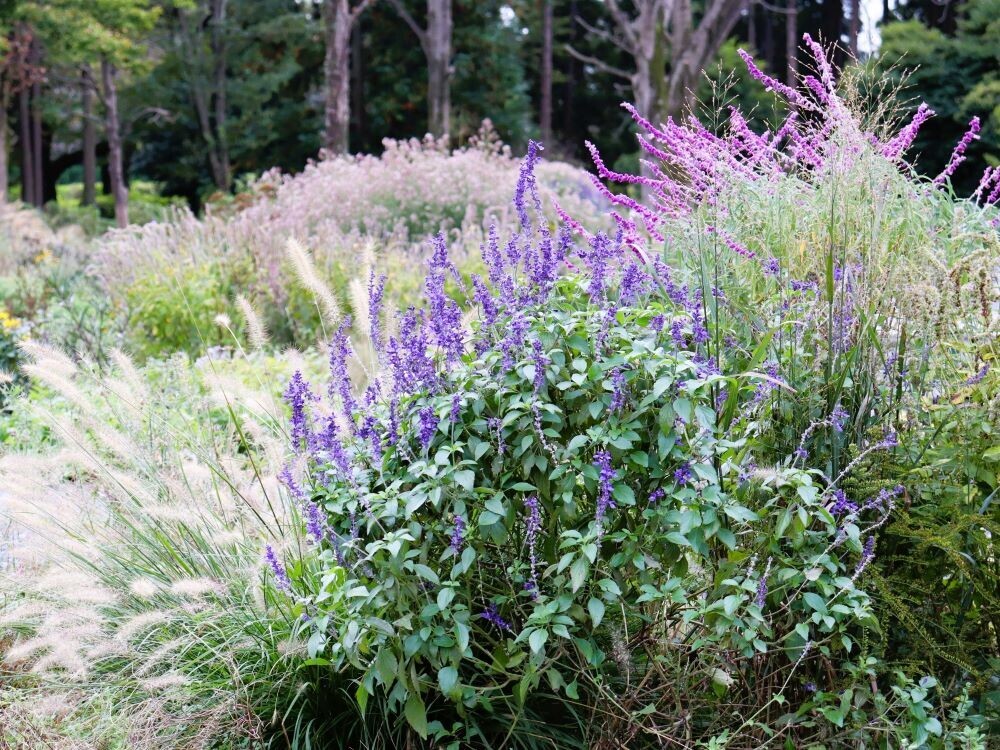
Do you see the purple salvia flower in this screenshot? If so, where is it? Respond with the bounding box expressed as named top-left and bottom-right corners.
top-left (935, 116), bottom-right (980, 185)
top-left (619, 263), bottom-right (647, 305)
top-left (706, 225), bottom-right (756, 260)
top-left (361, 415), bottom-right (383, 462)
top-left (418, 406), bottom-right (438, 451)
top-left (674, 461), bottom-right (694, 486)
top-left (313, 414), bottom-right (352, 478)
top-left (830, 404), bottom-right (849, 433)
top-left (648, 488), bottom-right (666, 505)
top-left (878, 429), bottom-right (898, 449)
top-left (285, 371), bottom-right (317, 453)
top-left (450, 515), bottom-right (465, 554)
top-left (514, 141), bottom-right (543, 232)
top-left (524, 495), bottom-right (542, 591)
top-left (593, 450), bottom-right (618, 534)
top-left (387, 398), bottom-right (400, 446)
top-left (596, 302), bottom-right (618, 352)
top-left (650, 314), bottom-right (666, 332)
top-left (328, 319), bottom-right (359, 430)
top-left (481, 603), bottom-right (513, 633)
top-left (450, 393), bottom-right (463, 423)
top-left (854, 536), bottom-right (876, 578)
top-left (425, 234), bottom-right (465, 363)
top-left (386, 308), bottom-right (437, 394)
top-left (609, 367), bottom-right (628, 412)
top-left (279, 465), bottom-right (308, 505)
top-left (367, 270), bottom-right (387, 357)
top-left (755, 557), bottom-right (772, 608)
top-left (586, 232), bottom-right (615, 300)
top-left (966, 364), bottom-right (989, 385)
top-left (264, 545), bottom-right (291, 592)
top-left (531, 339), bottom-right (549, 394)
top-left (881, 103), bottom-right (935, 161)
top-left (471, 274), bottom-right (499, 326)
top-left (305, 501), bottom-right (325, 544)
top-left (670, 319), bottom-right (687, 349)
top-left (763, 256), bottom-right (781, 278)
top-left (737, 48), bottom-right (815, 111)
top-left (830, 489), bottom-right (858, 517)
top-left (488, 417), bottom-right (506, 455)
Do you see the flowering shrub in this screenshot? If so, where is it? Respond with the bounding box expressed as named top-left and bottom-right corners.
top-left (93, 125), bottom-right (609, 356)
top-left (262, 39), bottom-right (998, 747)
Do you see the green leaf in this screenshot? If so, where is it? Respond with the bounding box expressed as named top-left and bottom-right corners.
top-left (803, 592), bottom-right (828, 614)
top-left (666, 532), bottom-right (689, 547)
top-left (588, 597), bottom-right (605, 627)
top-left (454, 470), bottom-right (476, 492)
top-left (612, 483), bottom-right (636, 506)
top-left (570, 556), bottom-right (590, 592)
top-left (529, 628), bottom-right (548, 653)
top-left (455, 622), bottom-right (470, 653)
top-left (438, 666), bottom-right (459, 694)
top-left (723, 504), bottom-right (759, 523)
top-left (404, 692), bottom-right (428, 739)
top-left (356, 683), bottom-right (369, 714)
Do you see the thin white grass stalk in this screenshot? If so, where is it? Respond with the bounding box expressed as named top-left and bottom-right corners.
top-left (236, 295), bottom-right (269, 351)
top-left (286, 237), bottom-right (340, 330)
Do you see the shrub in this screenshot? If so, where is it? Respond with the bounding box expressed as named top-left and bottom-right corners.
top-left (264, 39), bottom-right (998, 747)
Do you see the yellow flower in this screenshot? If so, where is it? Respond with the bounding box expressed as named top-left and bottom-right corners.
top-left (0, 309), bottom-right (21, 331)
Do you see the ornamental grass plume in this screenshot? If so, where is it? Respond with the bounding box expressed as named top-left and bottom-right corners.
top-left (0, 345), bottom-right (320, 747)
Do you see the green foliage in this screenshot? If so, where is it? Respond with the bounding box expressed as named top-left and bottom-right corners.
top-left (279, 274), bottom-right (899, 747)
top-left (121, 261), bottom-right (237, 359)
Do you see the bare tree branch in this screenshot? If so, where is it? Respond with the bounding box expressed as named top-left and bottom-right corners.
top-left (385, 0), bottom-right (427, 53)
top-left (574, 14), bottom-right (632, 54)
top-left (564, 43), bottom-right (632, 81)
top-left (604, 0), bottom-right (640, 50)
top-left (350, 0), bottom-right (379, 24)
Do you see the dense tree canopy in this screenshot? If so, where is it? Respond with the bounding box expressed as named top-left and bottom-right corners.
top-left (0, 0), bottom-right (997, 209)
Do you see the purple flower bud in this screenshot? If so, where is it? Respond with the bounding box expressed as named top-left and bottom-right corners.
top-left (305, 501), bottom-right (326, 545)
top-left (264, 544), bottom-right (291, 592)
top-left (524, 495), bottom-right (542, 591)
top-left (450, 515), bottom-right (465, 554)
top-left (481, 603), bottom-right (513, 633)
top-left (674, 461), bottom-right (694, 486)
top-left (593, 450), bottom-right (618, 536)
top-left (418, 406), bottom-right (438, 451)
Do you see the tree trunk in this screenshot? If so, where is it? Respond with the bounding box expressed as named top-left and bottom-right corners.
top-left (785, 0), bottom-right (798, 88)
top-left (426, 0), bottom-right (451, 138)
top-left (849, 0), bottom-right (860, 57)
top-left (29, 37), bottom-right (42, 207)
top-left (323, 0), bottom-right (353, 154)
top-left (81, 67), bottom-right (97, 206)
top-left (821, 0), bottom-right (844, 66)
top-left (0, 98), bottom-right (8, 203)
top-left (210, 0), bottom-right (230, 189)
top-left (564, 0), bottom-right (578, 134)
top-left (101, 57), bottom-right (128, 228)
top-left (351, 18), bottom-right (365, 147)
top-left (747, 0), bottom-right (756, 52)
top-left (540, 0), bottom-right (553, 144)
top-left (18, 85), bottom-right (33, 206)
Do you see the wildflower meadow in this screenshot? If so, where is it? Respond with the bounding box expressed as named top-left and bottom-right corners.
top-left (1, 8), bottom-right (999, 750)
